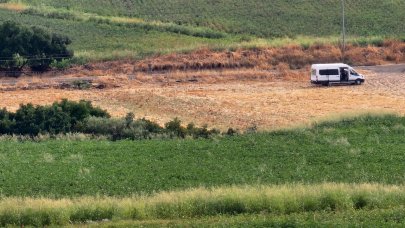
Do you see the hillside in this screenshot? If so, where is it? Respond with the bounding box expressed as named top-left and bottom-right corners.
top-left (14, 0), bottom-right (405, 38)
top-left (1, 0), bottom-right (405, 61)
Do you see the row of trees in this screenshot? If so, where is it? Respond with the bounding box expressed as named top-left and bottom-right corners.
top-left (0, 21), bottom-right (73, 74)
top-left (0, 100), bottom-right (224, 140)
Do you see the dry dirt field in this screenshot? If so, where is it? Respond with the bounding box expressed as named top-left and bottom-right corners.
top-left (1, 64), bottom-right (404, 130)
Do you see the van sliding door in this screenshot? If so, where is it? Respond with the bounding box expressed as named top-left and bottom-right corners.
top-left (328, 69), bottom-right (340, 82)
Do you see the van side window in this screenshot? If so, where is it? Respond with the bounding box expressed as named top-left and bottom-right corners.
top-left (329, 69), bottom-right (339, 75)
top-left (319, 69), bottom-right (339, 75)
top-left (319, 70), bottom-right (328, 75)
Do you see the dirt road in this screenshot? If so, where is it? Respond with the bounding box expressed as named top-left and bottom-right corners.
top-left (0, 64), bottom-right (404, 130)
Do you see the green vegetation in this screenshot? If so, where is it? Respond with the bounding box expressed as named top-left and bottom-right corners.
top-left (0, 114), bottom-right (404, 197)
top-left (13, 0), bottom-right (405, 38)
top-left (0, 8), bottom-right (236, 62)
top-left (2, 184), bottom-right (405, 226)
top-left (0, 20), bottom-right (72, 72)
top-left (94, 210), bottom-right (405, 227)
top-left (0, 100), bottom-right (109, 135)
top-left (1, 1), bottom-right (405, 62)
top-left (0, 100), bottom-right (221, 139)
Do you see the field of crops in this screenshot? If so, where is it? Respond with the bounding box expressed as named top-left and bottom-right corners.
top-left (0, 115), bottom-right (404, 226)
top-left (0, 114), bottom-right (404, 197)
top-left (0, 8), bottom-right (237, 61)
top-left (1, 0), bottom-right (405, 62)
top-left (13, 0), bottom-right (405, 38)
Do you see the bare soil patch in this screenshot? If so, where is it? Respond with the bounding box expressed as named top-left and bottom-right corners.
top-left (1, 65), bottom-right (404, 130)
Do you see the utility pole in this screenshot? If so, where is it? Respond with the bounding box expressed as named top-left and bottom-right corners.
top-left (341, 0), bottom-right (346, 63)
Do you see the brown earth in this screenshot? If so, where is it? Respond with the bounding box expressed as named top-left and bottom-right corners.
top-left (4, 40), bottom-right (404, 79)
top-left (1, 64), bottom-right (404, 130)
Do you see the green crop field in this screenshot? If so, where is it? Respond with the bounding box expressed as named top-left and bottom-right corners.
top-left (1, 0), bottom-right (405, 61)
top-left (0, 8), bottom-right (238, 61)
top-left (13, 0), bottom-right (405, 38)
top-left (0, 114), bottom-right (404, 198)
top-left (0, 114), bottom-right (405, 226)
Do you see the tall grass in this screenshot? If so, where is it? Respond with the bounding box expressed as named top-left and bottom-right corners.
top-left (2, 183), bottom-right (405, 226)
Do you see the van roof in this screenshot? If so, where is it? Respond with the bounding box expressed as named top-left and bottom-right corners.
top-left (311, 63), bottom-right (350, 68)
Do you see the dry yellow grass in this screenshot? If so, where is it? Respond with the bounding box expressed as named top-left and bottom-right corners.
top-left (3, 183), bottom-right (405, 226)
top-left (0, 68), bottom-right (404, 130)
top-left (0, 3), bottom-right (27, 11)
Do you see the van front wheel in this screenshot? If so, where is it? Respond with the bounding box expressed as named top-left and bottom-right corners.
top-left (355, 79), bottom-right (362, 85)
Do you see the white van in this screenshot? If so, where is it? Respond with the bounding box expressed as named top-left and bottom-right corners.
top-left (311, 63), bottom-right (365, 86)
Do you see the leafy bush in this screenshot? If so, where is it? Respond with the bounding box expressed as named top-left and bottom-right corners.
top-left (0, 99), bottom-right (109, 135)
top-left (0, 21), bottom-right (73, 73)
top-left (50, 58), bottom-right (72, 70)
top-left (0, 53), bottom-right (28, 74)
top-left (186, 122), bottom-right (220, 139)
top-left (81, 116), bottom-right (165, 140)
top-left (0, 100), bottom-right (221, 140)
top-left (165, 118), bottom-right (187, 138)
top-left (225, 128), bottom-right (239, 136)
top-left (0, 108), bottom-right (14, 134)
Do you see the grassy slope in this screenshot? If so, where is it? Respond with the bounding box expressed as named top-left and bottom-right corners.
top-left (16, 0), bottom-right (405, 38)
top-left (1, 1), bottom-right (405, 62)
top-left (0, 9), bottom-right (236, 61)
top-left (0, 115), bottom-right (404, 197)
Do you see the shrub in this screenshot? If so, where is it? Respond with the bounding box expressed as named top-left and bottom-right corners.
top-left (82, 116), bottom-right (165, 140)
top-left (125, 112), bottom-right (135, 127)
top-left (0, 100), bottom-right (222, 140)
top-left (165, 118), bottom-right (187, 138)
top-left (82, 117), bottom-right (126, 140)
top-left (186, 123), bottom-right (220, 139)
top-left (50, 58), bottom-right (72, 70)
top-left (0, 21), bottom-right (73, 73)
top-left (71, 80), bottom-right (92, 90)
top-left (1, 99), bottom-right (109, 135)
top-left (0, 108), bottom-right (15, 134)
top-left (225, 128), bottom-right (239, 136)
top-left (0, 53), bottom-right (28, 74)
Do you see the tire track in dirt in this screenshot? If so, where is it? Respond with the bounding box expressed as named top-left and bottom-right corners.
top-left (360, 64), bottom-right (405, 97)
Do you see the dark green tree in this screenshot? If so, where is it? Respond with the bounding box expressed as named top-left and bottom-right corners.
top-left (0, 108), bottom-right (14, 134)
top-left (0, 21), bottom-right (73, 73)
